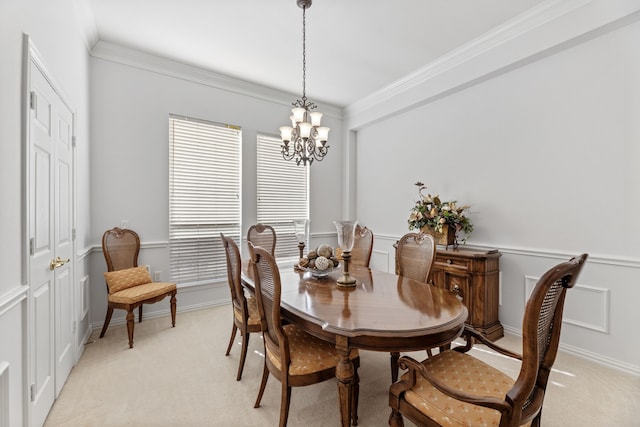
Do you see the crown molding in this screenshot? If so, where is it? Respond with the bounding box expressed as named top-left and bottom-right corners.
top-left (90, 41), bottom-right (343, 119)
top-left (344, 0), bottom-right (640, 129)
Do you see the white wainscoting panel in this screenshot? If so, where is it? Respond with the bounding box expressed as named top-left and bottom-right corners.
top-left (370, 249), bottom-right (390, 272)
top-left (525, 276), bottom-right (610, 333)
top-left (81, 275), bottom-right (90, 318)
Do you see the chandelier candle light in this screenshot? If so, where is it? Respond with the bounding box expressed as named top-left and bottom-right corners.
top-left (279, 0), bottom-right (330, 166)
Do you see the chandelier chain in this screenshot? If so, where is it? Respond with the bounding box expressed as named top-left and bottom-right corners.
top-left (302, 5), bottom-right (307, 104)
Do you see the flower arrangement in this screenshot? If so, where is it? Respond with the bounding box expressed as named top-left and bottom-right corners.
top-left (408, 182), bottom-right (473, 239)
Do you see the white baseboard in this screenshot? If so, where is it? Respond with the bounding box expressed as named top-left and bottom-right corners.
top-left (502, 325), bottom-right (640, 377)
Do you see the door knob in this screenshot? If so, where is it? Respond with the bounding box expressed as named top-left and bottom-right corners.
top-left (49, 256), bottom-right (70, 270)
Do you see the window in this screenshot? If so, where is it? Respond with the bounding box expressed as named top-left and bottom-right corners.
top-left (169, 115), bottom-right (241, 285)
top-left (256, 133), bottom-right (309, 259)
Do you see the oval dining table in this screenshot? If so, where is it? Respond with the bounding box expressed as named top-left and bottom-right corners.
top-left (241, 263), bottom-right (468, 427)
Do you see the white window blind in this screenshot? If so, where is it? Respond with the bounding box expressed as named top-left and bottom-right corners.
top-left (169, 115), bottom-right (241, 285)
top-left (257, 133), bottom-right (309, 259)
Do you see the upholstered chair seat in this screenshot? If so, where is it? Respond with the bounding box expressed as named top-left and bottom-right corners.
top-left (401, 351), bottom-right (531, 427)
top-left (108, 279), bottom-right (177, 305)
top-left (266, 324), bottom-right (359, 376)
top-left (233, 295), bottom-right (261, 327)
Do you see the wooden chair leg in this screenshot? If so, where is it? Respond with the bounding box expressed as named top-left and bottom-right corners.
top-left (170, 292), bottom-right (177, 327)
top-left (236, 330), bottom-right (251, 381)
top-left (126, 309), bottom-right (135, 348)
top-left (389, 409), bottom-right (404, 427)
top-left (138, 305), bottom-right (143, 323)
top-left (279, 382), bottom-right (292, 427)
top-left (99, 307), bottom-right (114, 338)
top-left (426, 348), bottom-right (433, 358)
top-left (254, 362), bottom-right (269, 408)
top-left (225, 324), bottom-right (238, 356)
top-left (390, 351), bottom-right (400, 383)
top-left (351, 365), bottom-right (360, 426)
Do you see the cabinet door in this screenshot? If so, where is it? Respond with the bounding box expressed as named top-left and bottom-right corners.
top-left (443, 271), bottom-right (472, 322)
top-left (431, 267), bottom-right (473, 323)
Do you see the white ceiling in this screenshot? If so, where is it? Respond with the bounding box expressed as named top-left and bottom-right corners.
top-left (86, 0), bottom-right (545, 107)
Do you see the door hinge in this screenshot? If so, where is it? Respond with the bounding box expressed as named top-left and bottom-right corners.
top-left (30, 383), bottom-right (36, 402)
top-left (72, 228), bottom-right (76, 240)
top-left (29, 238), bottom-right (34, 256)
top-left (72, 135), bottom-right (77, 148)
top-left (30, 91), bottom-right (36, 110)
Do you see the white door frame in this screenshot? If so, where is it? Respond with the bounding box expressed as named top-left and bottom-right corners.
top-left (23, 34), bottom-right (77, 427)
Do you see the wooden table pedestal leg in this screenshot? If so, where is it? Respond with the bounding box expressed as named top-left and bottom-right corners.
top-left (336, 336), bottom-right (353, 427)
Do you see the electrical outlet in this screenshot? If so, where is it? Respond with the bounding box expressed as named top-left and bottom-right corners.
top-left (154, 271), bottom-right (162, 281)
top-left (144, 265), bottom-right (150, 273)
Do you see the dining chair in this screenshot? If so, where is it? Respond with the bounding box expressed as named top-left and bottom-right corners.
top-left (221, 233), bottom-right (262, 381)
top-left (247, 223), bottom-right (277, 256)
top-left (395, 232), bottom-right (436, 283)
top-left (389, 254), bottom-right (588, 427)
top-left (248, 242), bottom-right (361, 427)
top-left (100, 227), bottom-right (177, 348)
top-left (390, 232), bottom-right (437, 381)
top-left (350, 225), bottom-right (374, 267)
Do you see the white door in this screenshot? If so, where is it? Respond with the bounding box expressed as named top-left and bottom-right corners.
top-left (27, 48), bottom-right (75, 427)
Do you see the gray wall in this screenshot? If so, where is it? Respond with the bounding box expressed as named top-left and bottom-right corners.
top-left (88, 43), bottom-right (345, 328)
top-left (347, 3), bottom-right (640, 373)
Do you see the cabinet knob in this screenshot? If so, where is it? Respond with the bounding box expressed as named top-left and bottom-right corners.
top-left (447, 259), bottom-right (452, 264)
top-left (452, 284), bottom-right (460, 294)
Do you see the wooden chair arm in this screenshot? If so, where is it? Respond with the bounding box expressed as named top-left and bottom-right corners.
top-left (456, 325), bottom-right (522, 361)
top-left (397, 356), bottom-right (513, 415)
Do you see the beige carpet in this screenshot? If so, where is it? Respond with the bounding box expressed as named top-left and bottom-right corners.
top-left (44, 305), bottom-right (639, 426)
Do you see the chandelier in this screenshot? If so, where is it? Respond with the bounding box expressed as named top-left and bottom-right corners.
top-left (279, 0), bottom-right (330, 166)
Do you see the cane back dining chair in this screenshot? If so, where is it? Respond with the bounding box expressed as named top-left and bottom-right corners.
top-left (395, 232), bottom-right (436, 284)
top-left (248, 242), bottom-right (361, 427)
top-left (247, 223), bottom-right (277, 256)
top-left (101, 227), bottom-right (177, 348)
top-left (389, 253), bottom-right (588, 427)
top-left (350, 225), bottom-right (374, 267)
top-left (390, 232), bottom-right (437, 381)
top-left (221, 233), bottom-right (262, 381)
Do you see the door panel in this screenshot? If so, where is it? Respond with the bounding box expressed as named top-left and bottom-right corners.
top-left (53, 97), bottom-right (74, 397)
top-left (28, 53), bottom-right (76, 426)
top-left (29, 62), bottom-right (56, 427)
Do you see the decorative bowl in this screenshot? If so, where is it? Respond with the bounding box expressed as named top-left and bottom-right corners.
top-left (302, 266), bottom-right (333, 279)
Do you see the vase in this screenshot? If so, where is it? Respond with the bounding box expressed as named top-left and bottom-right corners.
top-left (420, 224), bottom-right (457, 248)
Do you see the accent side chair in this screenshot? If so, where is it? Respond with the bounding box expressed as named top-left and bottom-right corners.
top-left (100, 227), bottom-right (177, 348)
top-left (388, 254), bottom-right (588, 427)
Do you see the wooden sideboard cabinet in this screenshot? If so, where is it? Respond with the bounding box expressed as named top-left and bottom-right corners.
top-left (394, 244), bottom-right (503, 341)
top-left (430, 248), bottom-right (503, 341)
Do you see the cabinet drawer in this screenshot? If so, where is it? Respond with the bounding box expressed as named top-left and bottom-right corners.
top-left (434, 256), bottom-right (470, 271)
